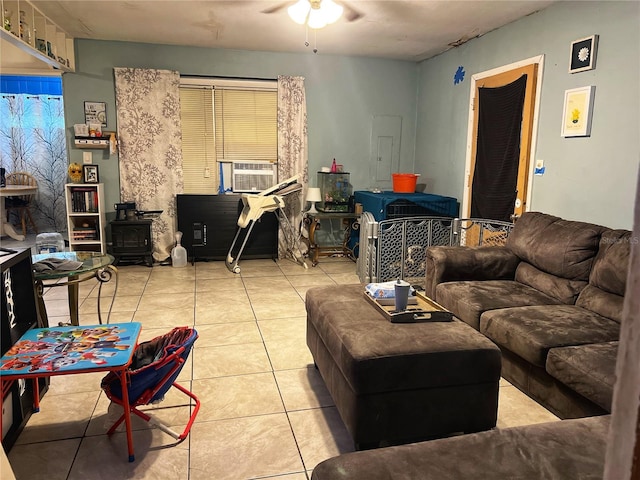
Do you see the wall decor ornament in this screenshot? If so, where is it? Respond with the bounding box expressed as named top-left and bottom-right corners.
top-left (83, 164), bottom-right (99, 183)
top-left (84, 101), bottom-right (107, 127)
top-left (569, 35), bottom-right (598, 73)
top-left (561, 86), bottom-right (595, 137)
top-left (68, 162), bottom-right (83, 183)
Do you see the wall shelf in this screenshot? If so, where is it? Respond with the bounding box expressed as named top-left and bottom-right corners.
top-left (1, 0), bottom-right (74, 74)
top-left (74, 137), bottom-right (110, 149)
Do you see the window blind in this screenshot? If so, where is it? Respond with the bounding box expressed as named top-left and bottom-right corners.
top-left (214, 88), bottom-right (277, 162)
top-left (179, 87), bottom-right (217, 194)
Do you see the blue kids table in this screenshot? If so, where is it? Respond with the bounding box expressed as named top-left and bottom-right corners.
top-left (0, 322), bottom-right (142, 461)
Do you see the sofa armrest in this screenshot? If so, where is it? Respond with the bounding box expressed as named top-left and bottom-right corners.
top-left (424, 246), bottom-right (520, 299)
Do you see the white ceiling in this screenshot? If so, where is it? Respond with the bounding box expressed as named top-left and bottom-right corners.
top-left (29, 0), bottom-right (555, 62)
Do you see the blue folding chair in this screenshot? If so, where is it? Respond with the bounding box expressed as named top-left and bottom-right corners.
top-left (101, 326), bottom-right (200, 441)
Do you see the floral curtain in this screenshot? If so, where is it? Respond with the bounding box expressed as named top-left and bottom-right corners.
top-left (277, 75), bottom-right (308, 259)
top-left (114, 68), bottom-right (183, 261)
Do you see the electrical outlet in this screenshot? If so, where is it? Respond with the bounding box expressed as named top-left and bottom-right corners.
top-left (204, 167), bottom-right (211, 178)
top-left (82, 152), bottom-right (93, 164)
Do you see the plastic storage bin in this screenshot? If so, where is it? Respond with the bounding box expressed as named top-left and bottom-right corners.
top-left (35, 232), bottom-right (65, 254)
top-left (392, 173), bottom-right (420, 193)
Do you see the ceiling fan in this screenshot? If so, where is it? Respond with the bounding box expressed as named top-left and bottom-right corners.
top-left (262, 0), bottom-right (364, 25)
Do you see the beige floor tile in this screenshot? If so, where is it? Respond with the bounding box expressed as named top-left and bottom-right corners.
top-left (15, 391), bottom-right (101, 444)
top-left (497, 385), bottom-right (559, 428)
top-left (47, 371), bottom-right (105, 396)
top-left (275, 367), bottom-right (334, 411)
top-left (286, 274), bottom-right (337, 288)
top-left (288, 407), bottom-right (354, 472)
top-left (137, 293), bottom-right (194, 311)
top-left (189, 414), bottom-right (304, 480)
top-left (8, 438), bottom-right (81, 480)
top-left (133, 308), bottom-right (195, 329)
top-left (195, 290), bottom-right (249, 307)
top-left (318, 261), bottom-right (357, 274)
top-left (195, 275), bottom-right (245, 291)
top-left (247, 288), bottom-right (301, 302)
top-left (194, 303), bottom-right (256, 324)
top-left (264, 338), bottom-right (315, 371)
top-left (42, 298), bottom-right (71, 317)
top-left (69, 429), bottom-right (189, 480)
top-left (195, 322), bottom-right (262, 347)
top-left (258, 317), bottom-right (307, 343)
top-left (239, 265), bottom-right (286, 278)
top-left (192, 343), bottom-right (271, 378)
top-left (243, 275), bottom-right (294, 291)
top-left (327, 273), bottom-right (361, 285)
top-left (251, 298), bottom-right (307, 321)
top-left (192, 373), bottom-right (284, 422)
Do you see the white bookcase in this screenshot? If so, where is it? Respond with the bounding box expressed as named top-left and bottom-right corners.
top-left (65, 183), bottom-right (106, 253)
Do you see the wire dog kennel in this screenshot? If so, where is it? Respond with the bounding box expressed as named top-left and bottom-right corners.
top-left (357, 214), bottom-right (515, 286)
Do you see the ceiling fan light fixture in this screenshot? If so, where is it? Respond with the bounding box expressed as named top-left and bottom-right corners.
top-left (288, 0), bottom-right (344, 29)
top-left (307, 8), bottom-right (328, 29)
top-left (321, 0), bottom-right (344, 24)
top-left (288, 0), bottom-right (311, 25)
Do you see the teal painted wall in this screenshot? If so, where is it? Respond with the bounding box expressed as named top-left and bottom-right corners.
top-left (62, 41), bottom-right (418, 212)
top-left (415, 1), bottom-right (640, 229)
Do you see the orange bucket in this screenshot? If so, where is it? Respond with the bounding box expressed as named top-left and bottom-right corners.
top-left (392, 173), bottom-right (420, 193)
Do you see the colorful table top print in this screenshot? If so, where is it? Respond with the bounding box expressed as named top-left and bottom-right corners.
top-left (1, 323), bottom-right (141, 376)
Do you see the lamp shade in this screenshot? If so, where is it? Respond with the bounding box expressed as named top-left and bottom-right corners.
top-left (306, 187), bottom-right (322, 202)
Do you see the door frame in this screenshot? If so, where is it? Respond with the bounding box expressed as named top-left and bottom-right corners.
top-left (461, 55), bottom-right (545, 218)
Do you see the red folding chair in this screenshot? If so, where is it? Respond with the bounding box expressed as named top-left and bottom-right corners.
top-left (101, 326), bottom-right (200, 442)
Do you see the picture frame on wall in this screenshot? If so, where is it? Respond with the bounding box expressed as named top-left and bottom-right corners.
top-left (84, 101), bottom-right (107, 127)
top-left (561, 86), bottom-right (595, 137)
top-left (83, 165), bottom-right (99, 183)
top-left (569, 35), bottom-right (598, 73)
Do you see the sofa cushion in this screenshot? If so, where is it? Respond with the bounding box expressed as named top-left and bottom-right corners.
top-left (506, 212), bottom-right (607, 282)
top-left (435, 280), bottom-right (562, 330)
top-left (546, 342), bottom-right (618, 412)
top-left (575, 230), bottom-right (631, 323)
top-left (515, 262), bottom-right (587, 304)
top-left (311, 416), bottom-right (610, 480)
top-left (305, 284), bottom-right (501, 395)
top-left (480, 305), bottom-right (620, 367)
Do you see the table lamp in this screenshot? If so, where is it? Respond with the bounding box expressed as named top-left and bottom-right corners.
top-left (306, 187), bottom-right (322, 214)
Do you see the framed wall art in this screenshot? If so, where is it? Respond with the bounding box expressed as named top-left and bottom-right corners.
top-left (569, 35), bottom-right (598, 73)
top-left (561, 86), bottom-right (595, 138)
top-left (83, 164), bottom-right (100, 183)
top-left (84, 101), bottom-right (107, 127)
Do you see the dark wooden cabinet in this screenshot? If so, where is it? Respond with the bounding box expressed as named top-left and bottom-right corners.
top-left (177, 194), bottom-right (278, 261)
top-left (1, 248), bottom-right (48, 451)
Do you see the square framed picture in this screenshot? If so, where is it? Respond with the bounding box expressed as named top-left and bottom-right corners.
top-left (569, 35), bottom-right (598, 73)
top-left (84, 101), bottom-right (107, 127)
top-left (561, 86), bottom-right (595, 137)
top-left (83, 165), bottom-right (99, 183)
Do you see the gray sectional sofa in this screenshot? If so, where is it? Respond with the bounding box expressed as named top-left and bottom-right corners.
top-left (310, 212), bottom-right (628, 479)
top-left (425, 211), bottom-right (629, 418)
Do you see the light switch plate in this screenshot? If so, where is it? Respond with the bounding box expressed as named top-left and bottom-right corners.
top-left (83, 152), bottom-right (93, 164)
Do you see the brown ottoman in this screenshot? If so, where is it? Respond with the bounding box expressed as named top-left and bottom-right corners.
top-left (306, 284), bottom-right (501, 449)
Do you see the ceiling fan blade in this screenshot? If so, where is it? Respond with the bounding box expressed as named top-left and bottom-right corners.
top-left (261, 1), bottom-right (291, 14)
top-left (342, 2), bottom-right (364, 22)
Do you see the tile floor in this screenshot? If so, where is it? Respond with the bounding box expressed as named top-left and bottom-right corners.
top-left (3, 236), bottom-right (559, 480)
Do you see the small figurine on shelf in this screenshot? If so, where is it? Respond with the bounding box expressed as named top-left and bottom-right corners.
top-left (330, 158), bottom-right (337, 173)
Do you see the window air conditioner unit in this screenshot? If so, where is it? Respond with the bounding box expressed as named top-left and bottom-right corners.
top-left (232, 161), bottom-right (278, 193)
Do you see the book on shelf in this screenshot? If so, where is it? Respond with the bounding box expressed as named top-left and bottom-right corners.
top-left (70, 187), bottom-right (99, 213)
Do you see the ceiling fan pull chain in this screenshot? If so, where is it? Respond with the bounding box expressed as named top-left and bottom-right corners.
top-left (305, 25), bottom-right (309, 47)
top-left (313, 29), bottom-right (318, 54)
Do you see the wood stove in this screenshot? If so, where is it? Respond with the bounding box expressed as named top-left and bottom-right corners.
top-left (110, 220), bottom-right (153, 266)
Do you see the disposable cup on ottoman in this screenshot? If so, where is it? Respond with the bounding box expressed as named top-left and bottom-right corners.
top-left (394, 279), bottom-right (411, 311)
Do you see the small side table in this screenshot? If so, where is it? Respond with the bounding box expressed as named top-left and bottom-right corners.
top-left (32, 251), bottom-right (118, 326)
top-left (305, 212), bottom-right (358, 266)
